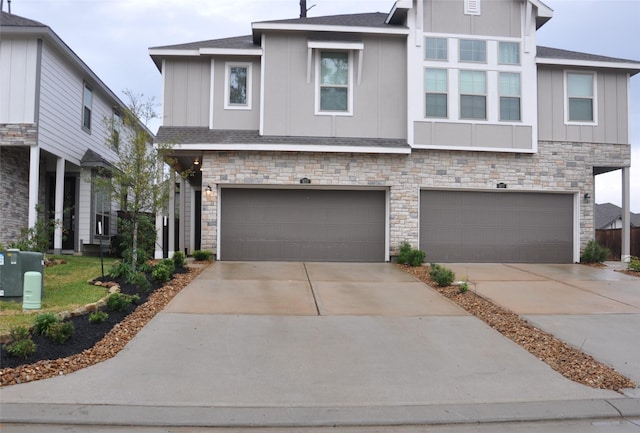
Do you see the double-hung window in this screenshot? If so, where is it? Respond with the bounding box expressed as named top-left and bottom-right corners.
top-left (425, 37), bottom-right (447, 61)
top-left (566, 72), bottom-right (595, 122)
top-left (319, 51), bottom-right (350, 113)
top-left (82, 83), bottom-right (93, 131)
top-left (111, 111), bottom-right (121, 151)
top-left (459, 70), bottom-right (486, 119)
top-left (94, 181), bottom-right (111, 238)
top-left (459, 39), bottom-right (486, 63)
top-left (425, 69), bottom-right (448, 118)
top-left (225, 63), bottom-right (252, 109)
top-left (499, 72), bottom-right (521, 121)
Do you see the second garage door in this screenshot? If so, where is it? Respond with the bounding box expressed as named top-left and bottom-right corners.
top-left (220, 189), bottom-right (386, 262)
top-left (420, 190), bottom-right (574, 263)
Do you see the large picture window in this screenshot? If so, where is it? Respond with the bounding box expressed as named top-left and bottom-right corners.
top-left (224, 63), bottom-right (252, 109)
top-left (499, 72), bottom-right (521, 121)
top-left (567, 72), bottom-right (595, 122)
top-left (425, 69), bottom-right (448, 118)
top-left (319, 51), bottom-right (350, 113)
top-left (459, 70), bottom-right (486, 119)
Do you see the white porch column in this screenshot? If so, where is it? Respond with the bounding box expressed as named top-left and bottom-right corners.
top-left (178, 176), bottom-right (186, 255)
top-left (154, 213), bottom-right (164, 259)
top-left (168, 170), bottom-right (176, 258)
top-left (621, 166), bottom-right (631, 262)
top-left (53, 157), bottom-right (65, 254)
top-left (27, 146), bottom-right (40, 229)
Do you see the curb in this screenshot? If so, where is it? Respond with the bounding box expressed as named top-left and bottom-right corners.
top-left (1, 398), bottom-right (639, 428)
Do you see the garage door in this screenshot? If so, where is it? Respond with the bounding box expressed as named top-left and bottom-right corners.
top-left (420, 190), bottom-right (574, 263)
top-left (220, 189), bottom-right (386, 262)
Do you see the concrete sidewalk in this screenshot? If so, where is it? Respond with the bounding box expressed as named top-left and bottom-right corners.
top-left (1, 262), bottom-right (639, 428)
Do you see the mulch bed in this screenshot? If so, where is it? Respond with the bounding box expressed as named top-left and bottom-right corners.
top-left (398, 264), bottom-right (636, 392)
top-left (0, 265), bottom-right (206, 387)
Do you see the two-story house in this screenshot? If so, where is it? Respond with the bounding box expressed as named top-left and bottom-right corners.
top-left (150, 0), bottom-right (639, 263)
top-left (0, 12), bottom-right (148, 255)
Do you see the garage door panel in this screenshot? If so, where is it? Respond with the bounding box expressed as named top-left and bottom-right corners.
top-left (421, 191), bottom-right (573, 263)
top-left (221, 189), bottom-right (385, 262)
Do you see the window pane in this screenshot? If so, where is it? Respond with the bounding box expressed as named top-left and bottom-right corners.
top-left (425, 69), bottom-right (447, 92)
top-left (460, 70), bottom-right (486, 94)
top-left (321, 87), bottom-right (348, 111)
top-left (84, 85), bottom-right (92, 106)
top-left (499, 72), bottom-right (520, 97)
top-left (568, 73), bottom-right (593, 97)
top-left (229, 67), bottom-right (247, 105)
top-left (321, 52), bottom-right (348, 85)
top-left (426, 94), bottom-right (447, 117)
top-left (569, 98), bottom-right (593, 121)
top-left (83, 107), bottom-right (91, 129)
top-left (499, 42), bottom-right (520, 64)
top-left (425, 37), bottom-right (447, 60)
top-left (461, 95), bottom-right (486, 119)
top-left (500, 97), bottom-right (521, 121)
top-left (460, 39), bottom-right (486, 62)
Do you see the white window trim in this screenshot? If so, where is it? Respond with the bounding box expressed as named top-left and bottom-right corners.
top-left (424, 68), bottom-right (448, 119)
top-left (315, 50), bottom-right (354, 116)
top-left (564, 70), bottom-right (598, 125)
top-left (224, 62), bottom-right (252, 110)
top-left (82, 82), bottom-right (93, 132)
top-left (424, 37), bottom-right (448, 62)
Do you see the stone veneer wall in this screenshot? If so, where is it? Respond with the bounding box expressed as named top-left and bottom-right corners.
top-left (200, 141), bottom-right (630, 260)
top-left (0, 124), bottom-right (42, 247)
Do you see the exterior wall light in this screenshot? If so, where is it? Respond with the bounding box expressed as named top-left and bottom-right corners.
top-left (496, 182), bottom-right (507, 189)
top-left (300, 177), bottom-right (311, 184)
top-left (584, 193), bottom-right (591, 203)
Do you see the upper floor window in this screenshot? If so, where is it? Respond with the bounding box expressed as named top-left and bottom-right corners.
top-left (499, 42), bottom-right (520, 65)
top-left (425, 37), bottom-right (448, 61)
top-left (318, 51), bottom-right (351, 114)
top-left (499, 72), bottom-right (521, 121)
top-left (82, 83), bottom-right (93, 131)
top-left (111, 111), bottom-right (121, 150)
top-left (225, 62), bottom-right (252, 110)
top-left (566, 72), bottom-right (595, 122)
top-left (459, 39), bottom-right (486, 63)
top-left (425, 68), bottom-right (448, 118)
top-left (459, 70), bottom-right (486, 119)
top-left (94, 180), bottom-right (111, 238)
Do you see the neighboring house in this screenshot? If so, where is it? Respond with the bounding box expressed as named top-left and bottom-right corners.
top-left (149, 0), bottom-right (639, 263)
top-left (595, 203), bottom-right (640, 230)
top-left (0, 12), bottom-right (147, 255)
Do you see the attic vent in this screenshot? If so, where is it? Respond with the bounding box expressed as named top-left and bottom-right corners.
top-left (464, 0), bottom-right (481, 15)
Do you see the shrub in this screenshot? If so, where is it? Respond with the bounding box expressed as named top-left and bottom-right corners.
top-left (580, 239), bottom-right (610, 263)
top-left (106, 292), bottom-right (132, 312)
top-left (110, 261), bottom-right (135, 280)
top-left (131, 271), bottom-right (151, 292)
top-left (429, 263), bottom-right (456, 287)
top-left (397, 242), bottom-right (426, 267)
top-left (6, 326), bottom-right (38, 358)
top-left (172, 251), bottom-right (186, 268)
top-left (628, 256), bottom-right (640, 272)
top-left (192, 250), bottom-right (213, 261)
top-left (111, 214), bottom-right (156, 264)
top-left (151, 263), bottom-right (171, 283)
top-left (45, 321), bottom-right (74, 344)
top-left (458, 281), bottom-right (469, 294)
top-left (89, 311), bottom-right (109, 324)
top-left (33, 312), bottom-right (59, 335)
top-left (160, 258), bottom-right (176, 274)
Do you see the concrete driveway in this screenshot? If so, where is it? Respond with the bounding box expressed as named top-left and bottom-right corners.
top-left (1, 261), bottom-right (637, 429)
top-left (448, 263), bottom-right (640, 384)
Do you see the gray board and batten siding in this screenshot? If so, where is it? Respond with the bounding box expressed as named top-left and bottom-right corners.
top-left (420, 190), bottom-right (574, 263)
top-left (220, 189), bottom-right (386, 262)
top-left (423, 0), bottom-right (522, 37)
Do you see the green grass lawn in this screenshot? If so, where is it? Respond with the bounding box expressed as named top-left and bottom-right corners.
top-left (0, 255), bottom-right (117, 335)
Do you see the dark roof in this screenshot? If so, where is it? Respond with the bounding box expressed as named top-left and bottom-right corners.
top-left (537, 46), bottom-right (640, 65)
top-left (595, 203), bottom-right (640, 229)
top-left (156, 127), bottom-right (409, 150)
top-left (80, 149), bottom-right (112, 169)
top-left (0, 11), bottom-right (46, 27)
top-left (255, 12), bottom-right (394, 28)
top-left (150, 35), bottom-right (257, 51)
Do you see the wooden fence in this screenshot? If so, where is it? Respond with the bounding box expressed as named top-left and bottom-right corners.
top-left (595, 227), bottom-right (640, 260)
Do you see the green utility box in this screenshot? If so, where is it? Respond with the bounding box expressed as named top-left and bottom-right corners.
top-left (23, 271), bottom-right (43, 310)
top-left (0, 249), bottom-right (22, 297)
top-left (0, 250), bottom-right (44, 299)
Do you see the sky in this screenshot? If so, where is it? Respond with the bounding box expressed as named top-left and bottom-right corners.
top-left (4, 0), bottom-right (640, 211)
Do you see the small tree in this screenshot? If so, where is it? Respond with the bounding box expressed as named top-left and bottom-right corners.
top-left (95, 90), bottom-right (173, 271)
top-left (9, 204), bottom-right (62, 259)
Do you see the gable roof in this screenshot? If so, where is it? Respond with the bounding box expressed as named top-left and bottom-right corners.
top-left (0, 10), bottom-right (46, 27)
top-left (595, 203), bottom-right (640, 229)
